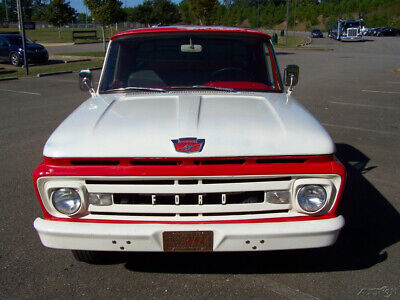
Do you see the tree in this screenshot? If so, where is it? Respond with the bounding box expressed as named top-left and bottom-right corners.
top-left (77, 12), bottom-right (89, 23)
top-left (128, 0), bottom-right (180, 26)
top-left (32, 0), bottom-right (48, 21)
top-left (84, 0), bottom-right (125, 51)
top-left (46, 0), bottom-right (76, 38)
top-left (188, 0), bottom-right (219, 25)
top-left (129, 0), bottom-right (154, 25)
top-left (151, 0), bottom-right (180, 25)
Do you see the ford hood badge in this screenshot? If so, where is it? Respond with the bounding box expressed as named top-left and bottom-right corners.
top-left (172, 137), bottom-right (205, 153)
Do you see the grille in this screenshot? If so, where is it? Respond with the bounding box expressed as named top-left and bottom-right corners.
top-left (86, 176), bottom-right (292, 217)
top-left (347, 28), bottom-right (358, 37)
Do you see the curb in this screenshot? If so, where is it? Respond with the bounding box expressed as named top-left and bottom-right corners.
top-left (0, 76), bottom-right (18, 81)
top-left (37, 70), bottom-right (73, 77)
top-left (73, 40), bottom-right (109, 45)
top-left (89, 67), bottom-right (102, 71)
top-left (297, 37), bottom-right (312, 47)
top-left (64, 59), bottom-right (91, 63)
top-left (41, 42), bottom-right (75, 47)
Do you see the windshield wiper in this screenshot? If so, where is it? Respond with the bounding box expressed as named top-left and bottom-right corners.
top-left (169, 86), bottom-right (237, 93)
top-left (103, 87), bottom-right (167, 93)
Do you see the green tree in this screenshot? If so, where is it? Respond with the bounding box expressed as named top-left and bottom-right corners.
top-left (188, 0), bottom-right (219, 25)
top-left (128, 0), bottom-right (154, 25)
top-left (32, 0), bottom-right (48, 21)
top-left (151, 0), bottom-right (180, 25)
top-left (128, 0), bottom-right (180, 26)
top-left (84, 0), bottom-right (125, 51)
top-left (46, 0), bottom-right (76, 38)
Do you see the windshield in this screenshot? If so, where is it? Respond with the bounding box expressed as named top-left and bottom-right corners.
top-left (99, 33), bottom-right (282, 93)
top-left (6, 36), bottom-right (34, 45)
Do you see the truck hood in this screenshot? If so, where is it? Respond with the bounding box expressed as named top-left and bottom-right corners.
top-left (44, 93), bottom-right (334, 158)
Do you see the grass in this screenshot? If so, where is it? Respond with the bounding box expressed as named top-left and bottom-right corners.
top-left (0, 27), bottom-right (129, 43)
top-left (275, 35), bottom-right (308, 48)
top-left (55, 51), bottom-right (105, 57)
top-left (0, 59), bottom-right (104, 78)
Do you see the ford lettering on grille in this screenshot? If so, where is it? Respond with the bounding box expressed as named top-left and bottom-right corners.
top-left (172, 137), bottom-right (205, 153)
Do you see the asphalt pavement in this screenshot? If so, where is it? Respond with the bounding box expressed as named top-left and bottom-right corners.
top-left (0, 36), bottom-right (399, 299)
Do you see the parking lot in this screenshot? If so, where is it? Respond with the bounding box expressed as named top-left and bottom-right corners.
top-left (0, 36), bottom-right (399, 299)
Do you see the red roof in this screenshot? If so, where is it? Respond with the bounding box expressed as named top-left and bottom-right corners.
top-left (110, 26), bottom-right (271, 40)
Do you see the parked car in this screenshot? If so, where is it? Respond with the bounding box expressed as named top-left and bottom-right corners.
top-left (0, 33), bottom-right (48, 66)
top-left (375, 27), bottom-right (400, 36)
top-left (33, 26), bottom-right (346, 263)
top-left (311, 29), bottom-right (323, 38)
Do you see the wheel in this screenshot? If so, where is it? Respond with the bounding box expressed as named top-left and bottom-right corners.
top-left (40, 57), bottom-right (49, 65)
top-left (10, 52), bottom-right (21, 66)
top-left (72, 250), bottom-right (111, 264)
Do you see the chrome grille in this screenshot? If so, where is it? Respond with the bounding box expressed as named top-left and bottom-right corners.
top-left (85, 176), bottom-right (292, 217)
top-left (347, 28), bottom-right (358, 37)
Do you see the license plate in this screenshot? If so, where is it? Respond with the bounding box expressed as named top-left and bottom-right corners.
top-left (163, 231), bottom-right (213, 252)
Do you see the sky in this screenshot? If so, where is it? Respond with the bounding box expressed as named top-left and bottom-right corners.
top-left (69, 0), bottom-right (181, 13)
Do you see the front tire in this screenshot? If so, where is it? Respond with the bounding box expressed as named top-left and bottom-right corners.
top-left (10, 52), bottom-right (22, 66)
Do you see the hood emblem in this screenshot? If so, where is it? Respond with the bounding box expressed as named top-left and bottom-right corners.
top-left (172, 137), bottom-right (205, 153)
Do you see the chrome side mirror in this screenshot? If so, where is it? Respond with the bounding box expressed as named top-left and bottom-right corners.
top-left (284, 65), bottom-right (299, 91)
top-left (79, 70), bottom-right (95, 95)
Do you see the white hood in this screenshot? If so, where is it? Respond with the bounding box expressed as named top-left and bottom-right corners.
top-left (43, 93), bottom-right (335, 158)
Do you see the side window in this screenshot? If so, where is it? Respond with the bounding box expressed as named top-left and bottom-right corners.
top-left (263, 43), bottom-right (276, 88)
top-left (0, 38), bottom-right (6, 47)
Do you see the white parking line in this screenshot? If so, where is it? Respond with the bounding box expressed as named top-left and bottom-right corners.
top-left (322, 123), bottom-right (400, 136)
top-left (329, 101), bottom-right (400, 110)
top-left (248, 276), bottom-right (320, 300)
top-left (362, 89), bottom-right (400, 94)
top-left (0, 88), bottom-right (41, 96)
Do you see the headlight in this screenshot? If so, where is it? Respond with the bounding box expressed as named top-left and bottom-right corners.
top-left (297, 185), bottom-right (327, 212)
top-left (51, 188), bottom-right (81, 215)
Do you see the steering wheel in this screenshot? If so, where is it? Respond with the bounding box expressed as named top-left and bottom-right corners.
top-left (211, 67), bottom-right (254, 81)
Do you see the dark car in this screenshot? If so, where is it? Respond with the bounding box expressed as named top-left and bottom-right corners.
top-left (375, 27), bottom-right (400, 37)
top-left (0, 33), bottom-right (48, 66)
top-left (311, 29), bottom-right (323, 38)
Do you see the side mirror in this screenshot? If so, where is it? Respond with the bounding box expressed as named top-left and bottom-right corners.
top-left (79, 69), bottom-right (94, 94)
top-left (284, 64), bottom-right (299, 91)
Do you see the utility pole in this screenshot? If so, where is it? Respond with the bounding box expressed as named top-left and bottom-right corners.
top-left (16, 0), bottom-right (29, 75)
top-left (285, 0), bottom-right (289, 46)
top-left (4, 0), bottom-right (8, 21)
top-left (293, 0), bottom-right (297, 32)
top-left (257, 0), bottom-right (259, 28)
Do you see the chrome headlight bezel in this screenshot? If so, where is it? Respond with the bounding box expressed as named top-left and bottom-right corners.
top-left (37, 179), bottom-right (88, 217)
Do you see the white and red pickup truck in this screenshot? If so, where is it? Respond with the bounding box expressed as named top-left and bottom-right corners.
top-left (33, 26), bottom-right (346, 263)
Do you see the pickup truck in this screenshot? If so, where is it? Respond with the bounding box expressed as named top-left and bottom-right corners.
top-left (33, 26), bottom-right (346, 263)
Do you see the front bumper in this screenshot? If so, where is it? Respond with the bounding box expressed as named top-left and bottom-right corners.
top-left (34, 216), bottom-right (345, 252)
top-left (341, 36), bottom-right (362, 41)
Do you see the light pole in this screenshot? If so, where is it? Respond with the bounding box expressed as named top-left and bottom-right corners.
top-left (293, 0), bottom-right (297, 32)
top-left (257, 0), bottom-right (259, 28)
top-left (16, 0), bottom-right (28, 75)
top-left (285, 0), bottom-right (289, 46)
top-left (4, 0), bottom-right (8, 21)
